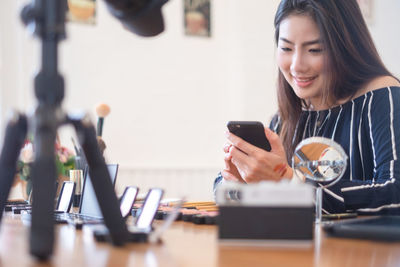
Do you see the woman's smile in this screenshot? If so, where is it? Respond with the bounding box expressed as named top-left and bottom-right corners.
top-left (292, 75), bottom-right (318, 88)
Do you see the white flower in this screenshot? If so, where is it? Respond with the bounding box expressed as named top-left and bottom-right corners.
top-left (20, 143), bottom-right (34, 163)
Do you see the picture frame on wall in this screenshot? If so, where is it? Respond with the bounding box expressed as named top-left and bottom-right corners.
top-left (184, 0), bottom-right (211, 37)
top-left (67, 0), bottom-right (96, 24)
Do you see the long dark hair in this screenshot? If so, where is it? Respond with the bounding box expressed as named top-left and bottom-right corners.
top-left (274, 0), bottom-right (394, 160)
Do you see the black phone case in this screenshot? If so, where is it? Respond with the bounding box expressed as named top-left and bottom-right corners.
top-left (227, 121), bottom-right (271, 151)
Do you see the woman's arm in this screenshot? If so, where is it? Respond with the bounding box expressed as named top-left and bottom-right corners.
top-left (339, 87), bottom-right (400, 214)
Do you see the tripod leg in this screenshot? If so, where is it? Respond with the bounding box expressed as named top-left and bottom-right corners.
top-left (0, 113), bottom-right (27, 222)
top-left (70, 117), bottom-right (129, 245)
top-left (29, 109), bottom-right (59, 260)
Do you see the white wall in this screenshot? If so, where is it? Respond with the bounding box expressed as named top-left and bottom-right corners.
top-left (0, 0), bottom-right (280, 199)
top-left (1, 0), bottom-right (399, 200)
top-left (0, 0), bottom-right (35, 131)
top-left (368, 0), bottom-right (400, 77)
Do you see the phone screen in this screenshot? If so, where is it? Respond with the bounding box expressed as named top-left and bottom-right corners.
top-left (136, 189), bottom-right (163, 229)
top-left (56, 182), bottom-right (75, 212)
top-left (120, 187), bottom-right (138, 217)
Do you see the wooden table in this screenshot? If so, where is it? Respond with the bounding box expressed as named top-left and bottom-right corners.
top-left (0, 214), bottom-right (400, 267)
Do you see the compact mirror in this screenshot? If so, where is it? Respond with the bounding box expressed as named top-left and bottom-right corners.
top-left (292, 137), bottom-right (348, 224)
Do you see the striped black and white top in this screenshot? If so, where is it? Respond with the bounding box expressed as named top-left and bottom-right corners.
top-left (214, 86), bottom-right (400, 215)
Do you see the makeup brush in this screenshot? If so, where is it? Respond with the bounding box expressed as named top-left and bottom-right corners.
top-left (71, 137), bottom-right (87, 170)
top-left (95, 103), bottom-right (111, 137)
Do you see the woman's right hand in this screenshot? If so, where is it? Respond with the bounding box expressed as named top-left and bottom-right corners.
top-left (221, 143), bottom-right (246, 183)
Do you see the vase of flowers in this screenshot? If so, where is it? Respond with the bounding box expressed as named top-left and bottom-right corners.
top-left (16, 138), bottom-right (76, 200)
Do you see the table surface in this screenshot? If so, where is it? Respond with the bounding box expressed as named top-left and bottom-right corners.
top-left (1, 214), bottom-right (400, 267)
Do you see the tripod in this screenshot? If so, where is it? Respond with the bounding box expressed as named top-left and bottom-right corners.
top-left (0, 0), bottom-right (129, 260)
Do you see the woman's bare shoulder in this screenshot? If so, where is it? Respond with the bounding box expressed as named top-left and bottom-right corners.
top-left (355, 76), bottom-right (400, 97)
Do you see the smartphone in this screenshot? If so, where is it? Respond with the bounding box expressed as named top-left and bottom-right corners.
top-left (119, 186), bottom-right (139, 218)
top-left (135, 188), bottom-right (164, 229)
top-left (56, 181), bottom-right (76, 213)
top-left (227, 121), bottom-right (271, 151)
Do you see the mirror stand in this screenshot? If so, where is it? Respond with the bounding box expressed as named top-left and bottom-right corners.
top-left (292, 137), bottom-right (348, 224)
top-left (315, 187), bottom-right (323, 224)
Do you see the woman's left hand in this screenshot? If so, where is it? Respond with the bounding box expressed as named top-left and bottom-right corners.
top-left (226, 127), bottom-right (293, 183)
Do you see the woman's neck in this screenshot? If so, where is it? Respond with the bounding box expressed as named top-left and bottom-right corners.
top-left (307, 96), bottom-right (351, 111)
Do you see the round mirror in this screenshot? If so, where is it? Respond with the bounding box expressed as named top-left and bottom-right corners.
top-left (292, 137), bottom-right (348, 224)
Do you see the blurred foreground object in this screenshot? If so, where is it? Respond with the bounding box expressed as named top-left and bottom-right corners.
top-left (105, 0), bottom-right (169, 36)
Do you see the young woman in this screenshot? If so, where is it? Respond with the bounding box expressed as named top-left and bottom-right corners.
top-left (214, 0), bottom-right (400, 215)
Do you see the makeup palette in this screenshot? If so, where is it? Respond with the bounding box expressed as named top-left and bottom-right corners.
top-left (151, 201), bottom-right (219, 225)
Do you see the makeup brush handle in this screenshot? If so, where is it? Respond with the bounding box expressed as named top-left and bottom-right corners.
top-left (97, 117), bottom-right (104, 137)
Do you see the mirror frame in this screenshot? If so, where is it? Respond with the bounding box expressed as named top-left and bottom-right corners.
top-left (292, 136), bottom-right (348, 187)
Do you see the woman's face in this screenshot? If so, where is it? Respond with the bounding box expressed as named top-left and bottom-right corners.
top-left (277, 14), bottom-right (326, 110)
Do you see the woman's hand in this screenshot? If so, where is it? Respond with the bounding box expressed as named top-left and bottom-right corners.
top-left (221, 143), bottom-right (246, 183)
top-left (225, 127), bottom-right (293, 183)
